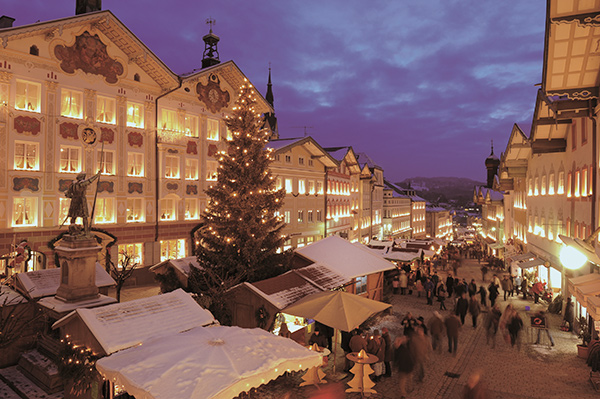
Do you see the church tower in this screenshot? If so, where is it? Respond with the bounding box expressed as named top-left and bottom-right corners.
top-left (264, 66), bottom-right (279, 139)
top-left (485, 141), bottom-right (500, 188)
top-left (202, 18), bottom-right (220, 69)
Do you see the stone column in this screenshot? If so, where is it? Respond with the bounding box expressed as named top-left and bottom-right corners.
top-left (55, 235), bottom-right (101, 302)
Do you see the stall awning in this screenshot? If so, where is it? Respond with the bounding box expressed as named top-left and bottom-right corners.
top-left (567, 274), bottom-right (600, 298)
top-left (587, 296), bottom-right (600, 321)
top-left (489, 243), bottom-right (504, 250)
top-left (518, 258), bottom-right (545, 269)
top-left (509, 252), bottom-right (536, 263)
top-left (575, 281), bottom-right (600, 308)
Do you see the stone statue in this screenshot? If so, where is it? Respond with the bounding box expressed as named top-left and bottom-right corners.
top-left (65, 171), bottom-right (100, 235)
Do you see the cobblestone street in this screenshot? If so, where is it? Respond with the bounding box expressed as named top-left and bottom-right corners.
top-left (249, 256), bottom-right (599, 399)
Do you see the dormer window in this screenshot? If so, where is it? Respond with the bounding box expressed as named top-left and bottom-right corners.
top-left (29, 45), bottom-right (39, 56)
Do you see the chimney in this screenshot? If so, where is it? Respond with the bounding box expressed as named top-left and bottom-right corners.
top-left (0, 16), bottom-right (15, 29)
top-left (76, 0), bottom-right (102, 15)
top-left (202, 18), bottom-right (220, 69)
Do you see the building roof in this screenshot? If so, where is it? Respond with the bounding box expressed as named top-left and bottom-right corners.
top-left (150, 256), bottom-right (201, 277)
top-left (53, 289), bottom-right (216, 355)
top-left (295, 236), bottom-right (396, 280)
top-left (15, 263), bottom-right (115, 299)
top-left (266, 136), bottom-right (338, 168)
top-left (355, 152), bottom-right (381, 170)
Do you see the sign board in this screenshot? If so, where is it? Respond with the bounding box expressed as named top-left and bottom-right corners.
top-left (530, 315), bottom-right (546, 329)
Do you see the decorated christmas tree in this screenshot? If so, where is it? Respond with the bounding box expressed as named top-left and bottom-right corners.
top-left (192, 80), bottom-right (290, 322)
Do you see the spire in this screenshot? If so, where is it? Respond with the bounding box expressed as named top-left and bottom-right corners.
top-left (266, 65), bottom-right (274, 108)
top-left (202, 17), bottom-right (220, 69)
top-left (485, 139), bottom-right (500, 188)
top-left (490, 139), bottom-right (494, 155)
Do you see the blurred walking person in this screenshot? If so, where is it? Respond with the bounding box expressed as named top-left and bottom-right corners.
top-left (463, 369), bottom-right (488, 399)
top-left (469, 295), bottom-right (481, 328)
top-left (367, 329), bottom-right (386, 382)
top-left (507, 309), bottom-right (524, 350)
top-left (410, 325), bottom-right (432, 384)
top-left (456, 293), bottom-right (469, 325)
top-left (478, 284), bottom-right (488, 308)
top-left (428, 311), bottom-right (446, 354)
top-left (444, 313), bottom-right (461, 355)
top-left (394, 336), bottom-right (414, 399)
top-left (382, 327), bottom-right (393, 378)
top-left (484, 304), bottom-right (502, 348)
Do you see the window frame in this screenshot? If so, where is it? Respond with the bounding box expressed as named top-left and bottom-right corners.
top-left (96, 96), bottom-right (116, 124)
top-left (14, 141), bottom-right (39, 171)
top-left (60, 88), bottom-right (83, 119)
top-left (15, 80), bottom-right (41, 113)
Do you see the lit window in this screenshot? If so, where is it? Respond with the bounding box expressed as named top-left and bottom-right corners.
top-left (118, 243), bottom-right (143, 267)
top-left (97, 150), bottom-right (115, 175)
top-left (307, 236), bottom-right (314, 244)
top-left (308, 180), bottom-right (315, 194)
top-left (185, 198), bottom-right (198, 220)
top-left (225, 126), bottom-right (233, 141)
top-left (297, 237), bottom-right (305, 248)
top-left (127, 102), bottom-right (144, 128)
top-left (355, 275), bottom-right (367, 294)
top-left (317, 181), bottom-right (324, 195)
top-left (534, 177), bottom-right (539, 196)
top-left (276, 177), bottom-right (282, 190)
top-left (165, 155), bottom-right (180, 179)
top-left (185, 159), bottom-right (198, 180)
top-left (207, 118), bottom-right (219, 141)
top-left (284, 211), bottom-right (291, 224)
top-left (567, 173), bottom-right (572, 197)
top-left (541, 176), bottom-right (546, 196)
top-left (59, 146), bottom-right (81, 173)
top-left (528, 178), bottom-right (532, 196)
top-left (58, 198), bottom-right (76, 225)
top-left (285, 178), bottom-right (293, 193)
top-left (12, 197), bottom-right (37, 227)
top-left (283, 239), bottom-right (292, 251)
top-left (15, 80), bottom-right (41, 112)
top-left (206, 160), bottom-right (218, 181)
top-left (126, 198), bottom-right (144, 222)
top-left (161, 109), bottom-right (178, 132)
top-left (96, 96), bottom-right (115, 124)
top-left (14, 141), bottom-right (39, 170)
top-left (184, 114), bottom-right (198, 137)
top-left (298, 179), bottom-right (306, 194)
top-left (160, 239), bottom-right (186, 261)
top-left (94, 197), bottom-right (115, 224)
top-left (575, 170), bottom-right (580, 198)
top-left (557, 171), bottom-right (565, 195)
top-left (582, 168), bottom-right (588, 197)
top-left (317, 209), bottom-right (322, 222)
top-left (298, 210), bottom-right (304, 223)
top-left (128, 153), bottom-right (144, 177)
top-left (548, 173), bottom-right (555, 195)
top-left (160, 197), bottom-right (177, 221)
top-left (60, 89), bottom-right (83, 119)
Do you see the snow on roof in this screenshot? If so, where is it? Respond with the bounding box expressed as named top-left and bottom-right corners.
top-left (293, 263), bottom-right (348, 291)
top-left (265, 137), bottom-right (304, 151)
top-left (362, 246), bottom-right (421, 263)
top-left (150, 256), bottom-right (201, 277)
top-left (53, 289), bottom-right (215, 355)
top-left (249, 272), bottom-right (323, 309)
top-left (96, 325), bottom-right (321, 399)
top-left (16, 263), bottom-right (115, 299)
top-left (296, 236), bottom-right (395, 280)
top-left (0, 285), bottom-right (27, 306)
top-left (368, 240), bottom-right (394, 248)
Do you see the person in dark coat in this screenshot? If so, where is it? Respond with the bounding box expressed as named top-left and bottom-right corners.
top-left (382, 327), bottom-right (393, 377)
top-left (468, 296), bottom-right (481, 328)
top-left (367, 329), bottom-right (386, 381)
top-left (428, 311), bottom-right (446, 353)
top-left (468, 279), bottom-right (478, 298)
top-left (488, 283), bottom-right (499, 308)
top-left (309, 327), bottom-right (328, 349)
top-left (394, 335), bottom-right (414, 398)
top-left (507, 310), bottom-right (524, 349)
top-left (446, 273), bottom-right (455, 297)
top-left (341, 330), bottom-right (353, 372)
top-left (424, 277), bottom-right (435, 305)
top-left (444, 313), bottom-right (461, 354)
top-left (401, 312), bottom-right (417, 336)
top-left (484, 304), bottom-right (502, 348)
top-left (349, 328), bottom-right (368, 353)
top-left (455, 293), bottom-right (469, 325)
top-left (478, 285), bottom-right (488, 308)
top-left (564, 297), bottom-right (574, 332)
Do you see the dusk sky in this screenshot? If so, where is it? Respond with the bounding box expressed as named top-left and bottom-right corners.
top-left (3, 1), bottom-right (546, 183)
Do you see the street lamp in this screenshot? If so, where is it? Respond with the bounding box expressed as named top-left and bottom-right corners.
top-left (559, 228), bottom-right (600, 270)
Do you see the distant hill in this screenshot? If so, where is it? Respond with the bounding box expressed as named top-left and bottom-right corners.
top-left (396, 177), bottom-right (485, 207)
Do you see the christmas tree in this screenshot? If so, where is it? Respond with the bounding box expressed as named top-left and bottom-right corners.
top-left (193, 80), bottom-right (290, 322)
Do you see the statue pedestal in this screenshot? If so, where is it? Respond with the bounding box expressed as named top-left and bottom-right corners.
top-left (54, 235), bottom-right (102, 303)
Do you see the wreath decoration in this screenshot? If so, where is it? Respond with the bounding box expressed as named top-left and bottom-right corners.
top-left (255, 305), bottom-right (270, 329)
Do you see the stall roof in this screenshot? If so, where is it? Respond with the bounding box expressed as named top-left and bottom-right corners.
top-left (508, 252), bottom-right (536, 262)
top-left (575, 281), bottom-right (600, 308)
top-left (295, 236), bottom-right (395, 280)
top-left (293, 263), bottom-right (348, 291)
top-left (53, 289), bottom-right (215, 355)
top-left (149, 256), bottom-right (201, 277)
top-left (518, 258), bottom-right (546, 269)
top-left (15, 263), bottom-right (115, 299)
top-left (568, 273), bottom-right (600, 294)
top-left (96, 325), bottom-right (321, 399)
top-left (0, 284), bottom-right (27, 306)
top-left (364, 247), bottom-right (421, 263)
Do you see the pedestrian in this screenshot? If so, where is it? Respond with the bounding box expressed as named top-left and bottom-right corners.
top-left (432, 271), bottom-right (440, 292)
top-left (367, 329), bottom-right (386, 382)
top-left (532, 280), bottom-right (544, 304)
top-left (392, 276), bottom-right (400, 295)
top-left (279, 322), bottom-right (291, 338)
top-left (444, 313), bottom-right (461, 354)
top-left (394, 335), bottom-right (414, 399)
top-left (478, 284), bottom-right (488, 308)
top-left (399, 271), bottom-right (408, 295)
top-left (456, 293), bottom-right (469, 325)
top-left (381, 327), bottom-right (393, 378)
top-left (341, 329), bottom-right (353, 372)
top-left (437, 282), bottom-right (448, 310)
top-left (499, 303), bottom-right (514, 344)
top-left (501, 275), bottom-right (513, 301)
top-left (425, 277), bottom-right (435, 306)
top-left (564, 297), bottom-right (574, 332)
top-left (507, 309), bottom-right (523, 349)
top-left (480, 265), bottom-right (488, 282)
top-left (533, 310), bottom-right (555, 346)
top-left (488, 282), bottom-right (499, 308)
top-left (514, 274), bottom-right (522, 295)
top-left (463, 369), bottom-right (488, 399)
top-left (409, 325), bottom-right (431, 384)
top-left (428, 311), bottom-right (446, 353)
top-left (415, 278), bottom-right (424, 298)
top-left (484, 304), bottom-right (502, 348)
top-left (407, 271), bottom-right (415, 295)
top-left (468, 296), bottom-right (481, 328)
top-left (401, 312), bottom-right (417, 336)
top-left (349, 328), bottom-right (368, 353)
top-left (309, 326), bottom-right (328, 349)
top-left (446, 273), bottom-right (455, 297)
top-left (521, 276), bottom-right (529, 300)
top-left (468, 279), bottom-right (478, 298)
top-left (492, 274), bottom-right (501, 288)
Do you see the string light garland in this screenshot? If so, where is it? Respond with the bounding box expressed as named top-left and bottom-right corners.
top-left (58, 336), bottom-right (100, 395)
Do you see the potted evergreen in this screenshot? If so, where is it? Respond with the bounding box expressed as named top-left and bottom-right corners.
top-left (577, 316), bottom-right (592, 359)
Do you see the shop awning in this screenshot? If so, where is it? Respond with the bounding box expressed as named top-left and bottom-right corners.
top-left (489, 243), bottom-right (504, 250)
top-left (575, 281), bottom-right (600, 308)
top-left (567, 273), bottom-right (600, 297)
top-left (587, 296), bottom-right (600, 321)
top-left (518, 258), bottom-right (545, 269)
top-left (509, 252), bottom-right (536, 263)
